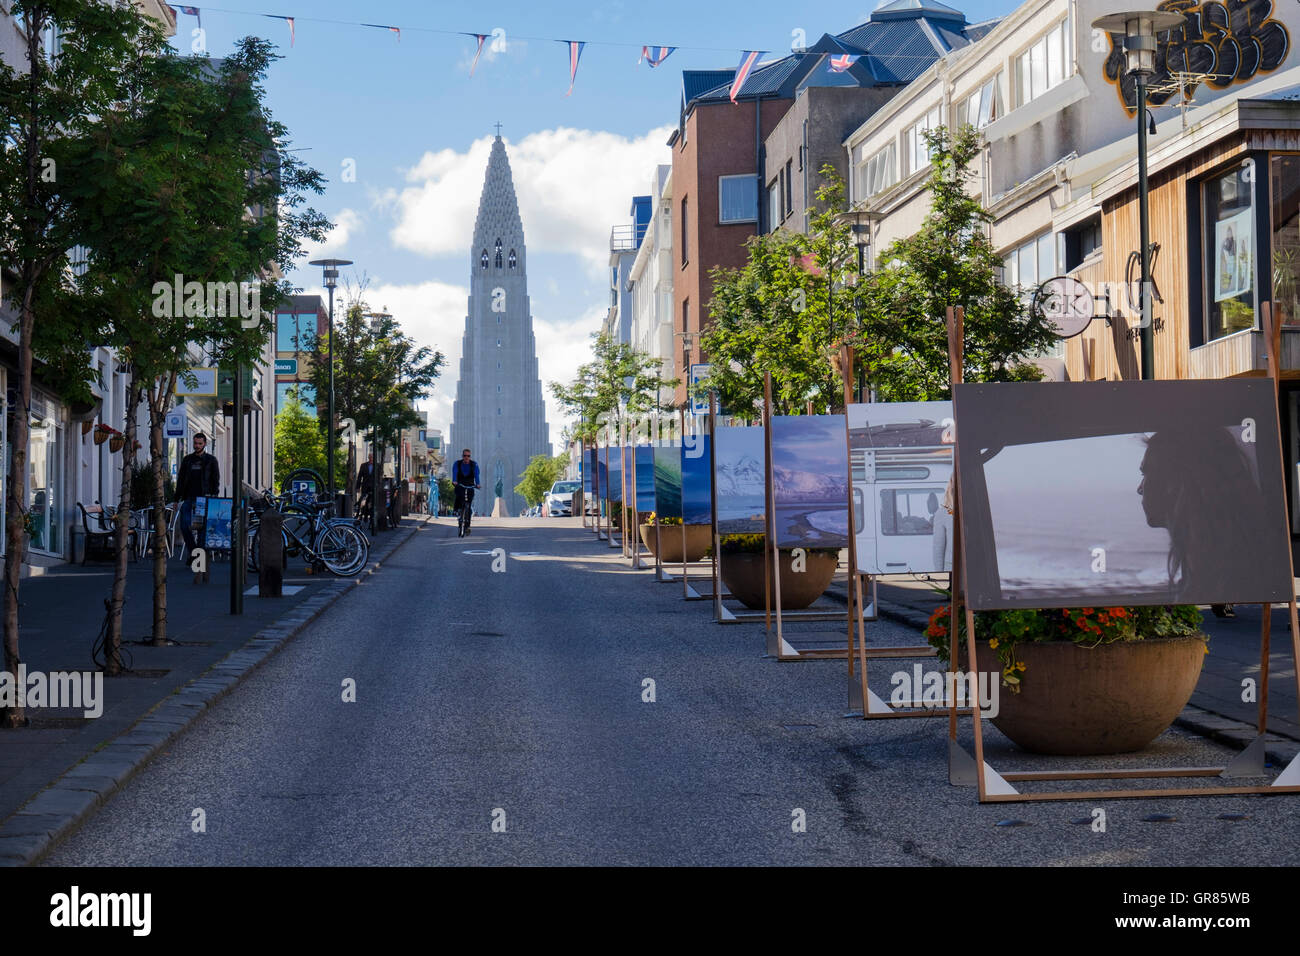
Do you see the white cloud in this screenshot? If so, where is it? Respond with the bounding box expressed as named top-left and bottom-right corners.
top-left (300, 207), bottom-right (364, 264)
top-left (389, 125), bottom-right (674, 276)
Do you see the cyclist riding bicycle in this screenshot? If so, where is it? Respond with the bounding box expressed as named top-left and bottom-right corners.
top-left (452, 449), bottom-right (481, 532)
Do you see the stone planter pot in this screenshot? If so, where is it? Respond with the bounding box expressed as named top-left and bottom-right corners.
top-left (639, 523), bottom-right (711, 563)
top-left (974, 636), bottom-right (1206, 755)
top-left (720, 550), bottom-right (838, 610)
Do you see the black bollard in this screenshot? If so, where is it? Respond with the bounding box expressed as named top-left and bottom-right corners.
top-left (257, 510), bottom-right (285, 598)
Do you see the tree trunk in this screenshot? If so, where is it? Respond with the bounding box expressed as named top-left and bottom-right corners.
top-left (147, 376), bottom-right (174, 646)
top-left (107, 376), bottom-right (144, 675)
top-left (1, 291), bottom-right (36, 727)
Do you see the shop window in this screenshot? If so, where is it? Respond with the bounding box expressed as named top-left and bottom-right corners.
top-left (1271, 154), bottom-right (1300, 327)
top-left (1203, 165), bottom-right (1256, 341)
top-left (1063, 216), bottom-right (1102, 272)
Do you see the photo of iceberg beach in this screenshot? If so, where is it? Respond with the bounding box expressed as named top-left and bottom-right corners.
top-left (770, 415), bottom-right (849, 549)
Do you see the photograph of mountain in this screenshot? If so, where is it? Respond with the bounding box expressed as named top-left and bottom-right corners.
top-left (714, 426), bottom-right (766, 534)
top-left (770, 415), bottom-right (849, 549)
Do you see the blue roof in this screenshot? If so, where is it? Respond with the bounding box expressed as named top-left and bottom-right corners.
top-left (682, 2), bottom-right (992, 108)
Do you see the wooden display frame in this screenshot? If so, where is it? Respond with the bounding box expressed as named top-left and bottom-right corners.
top-left (946, 303), bottom-right (1300, 802)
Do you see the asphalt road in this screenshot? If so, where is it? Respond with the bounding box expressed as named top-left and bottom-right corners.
top-left (42, 517), bottom-right (1300, 866)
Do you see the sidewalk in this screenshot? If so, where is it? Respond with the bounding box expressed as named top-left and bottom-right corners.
top-left (0, 514), bottom-right (433, 865)
top-left (849, 579), bottom-right (1300, 766)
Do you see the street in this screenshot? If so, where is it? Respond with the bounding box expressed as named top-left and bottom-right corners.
top-left (42, 518), bottom-right (1299, 866)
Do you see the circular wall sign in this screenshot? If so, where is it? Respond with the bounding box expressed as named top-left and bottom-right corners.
top-left (1035, 276), bottom-right (1094, 339)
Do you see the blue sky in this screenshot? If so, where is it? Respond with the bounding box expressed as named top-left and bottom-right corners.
top-left (169, 0), bottom-right (1012, 447)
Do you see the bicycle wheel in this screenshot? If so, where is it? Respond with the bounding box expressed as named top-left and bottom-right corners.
top-left (316, 524), bottom-right (368, 576)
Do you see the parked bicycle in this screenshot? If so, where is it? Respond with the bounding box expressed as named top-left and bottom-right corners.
top-left (246, 489), bottom-right (369, 576)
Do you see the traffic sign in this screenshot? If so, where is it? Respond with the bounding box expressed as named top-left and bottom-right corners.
top-left (689, 363), bottom-right (712, 416)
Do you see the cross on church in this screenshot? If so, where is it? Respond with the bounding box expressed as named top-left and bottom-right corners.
top-left (494, 122), bottom-right (503, 136)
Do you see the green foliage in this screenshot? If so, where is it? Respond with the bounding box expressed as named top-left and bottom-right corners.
top-left (549, 332), bottom-right (676, 442)
top-left (437, 476), bottom-right (456, 511)
top-left (717, 532), bottom-right (840, 556)
top-left (129, 461), bottom-right (173, 510)
top-left (273, 392), bottom-right (327, 490)
top-left (852, 126), bottom-right (1059, 401)
top-left (514, 453), bottom-right (568, 506)
top-left (700, 166), bottom-right (858, 416)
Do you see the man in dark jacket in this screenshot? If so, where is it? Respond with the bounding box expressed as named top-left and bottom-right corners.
top-left (174, 432), bottom-right (220, 558)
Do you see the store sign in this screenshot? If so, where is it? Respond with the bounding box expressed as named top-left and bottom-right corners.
top-left (689, 363), bottom-right (712, 417)
top-left (164, 410), bottom-right (187, 440)
top-left (1034, 276), bottom-right (1094, 339)
top-left (275, 358), bottom-right (297, 375)
top-left (175, 367), bottom-right (217, 396)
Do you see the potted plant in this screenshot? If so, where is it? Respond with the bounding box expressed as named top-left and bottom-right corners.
top-left (93, 423), bottom-right (112, 446)
top-left (924, 601), bottom-right (1208, 755)
top-left (717, 533), bottom-right (839, 610)
top-left (639, 512), bottom-right (711, 563)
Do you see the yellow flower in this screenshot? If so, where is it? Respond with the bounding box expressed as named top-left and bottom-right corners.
top-left (1017, 662), bottom-right (1027, 671)
top-left (988, 638), bottom-right (999, 649)
top-left (1203, 644), bottom-right (1210, 655)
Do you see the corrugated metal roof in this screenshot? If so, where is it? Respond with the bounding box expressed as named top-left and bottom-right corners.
top-left (683, 70), bottom-right (735, 103)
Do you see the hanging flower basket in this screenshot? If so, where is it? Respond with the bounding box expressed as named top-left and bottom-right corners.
top-left (82, 421), bottom-right (93, 437)
top-left (108, 435), bottom-right (125, 453)
top-left (93, 425), bottom-right (111, 445)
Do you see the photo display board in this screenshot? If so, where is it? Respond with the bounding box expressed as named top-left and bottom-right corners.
top-left (681, 434), bottom-right (712, 526)
top-left (954, 380), bottom-right (1293, 609)
top-left (194, 496), bottom-right (234, 551)
top-left (585, 447), bottom-right (595, 494)
top-left (635, 445), bottom-right (656, 512)
top-left (847, 401), bottom-right (954, 575)
top-left (596, 450), bottom-right (608, 504)
top-left (713, 425), bottom-right (766, 535)
top-left (654, 443), bottom-right (683, 519)
top-left (770, 415), bottom-right (850, 550)
top-left (607, 447), bottom-right (625, 503)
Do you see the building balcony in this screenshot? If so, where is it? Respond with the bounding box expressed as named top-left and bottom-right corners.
top-left (1188, 328), bottom-right (1300, 379)
top-left (610, 224), bottom-right (637, 251)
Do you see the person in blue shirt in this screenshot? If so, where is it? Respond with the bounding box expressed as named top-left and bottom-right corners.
top-left (452, 449), bottom-right (481, 528)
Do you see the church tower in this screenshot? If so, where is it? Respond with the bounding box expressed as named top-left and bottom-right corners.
top-left (450, 134), bottom-right (551, 517)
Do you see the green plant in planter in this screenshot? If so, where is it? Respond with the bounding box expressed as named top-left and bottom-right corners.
top-left (643, 511), bottom-right (683, 527)
top-left (923, 598), bottom-right (1205, 692)
top-left (714, 532), bottom-right (840, 556)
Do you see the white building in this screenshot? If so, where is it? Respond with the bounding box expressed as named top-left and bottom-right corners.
top-left (627, 165), bottom-right (677, 408)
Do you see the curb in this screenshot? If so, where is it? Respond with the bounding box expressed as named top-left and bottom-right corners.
top-left (0, 515), bottom-right (433, 866)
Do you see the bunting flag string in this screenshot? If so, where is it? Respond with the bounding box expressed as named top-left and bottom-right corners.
top-left (466, 32), bottom-right (488, 77)
top-left (172, 4), bottom-right (201, 29)
top-left (563, 40), bottom-right (585, 96)
top-left (265, 14), bottom-right (294, 48)
top-left (729, 50), bottom-right (763, 104)
top-left (638, 45), bottom-right (675, 67)
top-left (361, 23), bottom-right (401, 43)
top-left (162, 5), bottom-right (953, 100)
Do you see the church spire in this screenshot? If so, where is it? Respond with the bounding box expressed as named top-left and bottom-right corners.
top-left (471, 135), bottom-right (525, 273)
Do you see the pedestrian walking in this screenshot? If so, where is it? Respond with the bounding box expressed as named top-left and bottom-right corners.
top-left (174, 432), bottom-right (220, 559)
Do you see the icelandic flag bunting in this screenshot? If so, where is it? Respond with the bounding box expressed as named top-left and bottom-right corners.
top-left (563, 40), bottom-right (585, 96)
top-left (362, 23), bottom-right (401, 42)
top-left (467, 33), bottom-right (488, 76)
top-left (639, 46), bottom-right (675, 67)
top-left (265, 15), bottom-right (295, 47)
top-left (173, 5), bottom-right (201, 28)
top-left (730, 51), bottom-right (763, 104)
top-left (829, 54), bottom-right (860, 73)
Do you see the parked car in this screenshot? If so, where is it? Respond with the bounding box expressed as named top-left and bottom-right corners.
top-left (543, 480), bottom-right (581, 517)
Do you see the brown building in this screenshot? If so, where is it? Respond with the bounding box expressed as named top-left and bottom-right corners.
top-left (669, 1), bottom-right (995, 404)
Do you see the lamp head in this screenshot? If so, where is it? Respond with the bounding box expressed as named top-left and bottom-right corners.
top-left (1091, 10), bottom-right (1186, 77)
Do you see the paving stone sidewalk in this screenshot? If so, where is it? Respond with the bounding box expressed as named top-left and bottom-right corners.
top-left (0, 514), bottom-right (433, 865)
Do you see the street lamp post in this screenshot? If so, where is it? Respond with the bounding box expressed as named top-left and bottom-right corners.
top-left (1091, 10), bottom-right (1185, 381)
top-left (308, 257), bottom-right (353, 501)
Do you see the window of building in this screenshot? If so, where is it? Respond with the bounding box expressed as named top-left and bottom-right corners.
top-left (902, 106), bottom-right (942, 176)
top-left (1003, 232), bottom-right (1058, 294)
top-left (1015, 21), bottom-right (1069, 109)
top-left (496, 338), bottom-right (502, 347)
top-left (719, 174), bottom-right (757, 224)
top-left (681, 197), bottom-right (689, 265)
top-left (1063, 215), bottom-right (1102, 272)
top-left (494, 238), bottom-right (503, 268)
top-left (481, 249), bottom-right (489, 269)
top-left (858, 142), bottom-right (898, 198)
top-left (498, 408), bottom-right (502, 415)
top-left (958, 77), bottom-right (1001, 130)
top-left (1203, 164), bottom-right (1257, 341)
top-left (276, 312), bottom-right (318, 352)
top-left (1271, 154), bottom-right (1300, 328)
top-left (508, 249), bottom-right (517, 268)
top-left (767, 180), bottom-right (780, 232)
top-left (497, 384), bottom-right (502, 392)
top-left (782, 160), bottom-right (794, 220)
